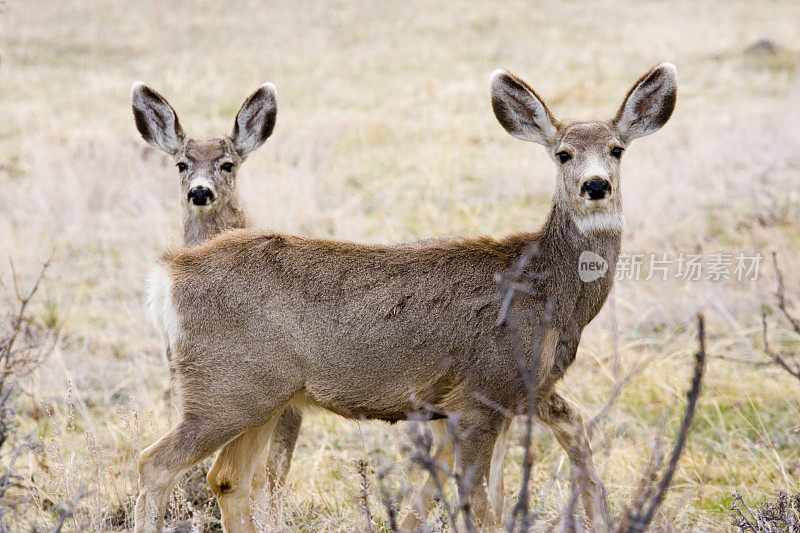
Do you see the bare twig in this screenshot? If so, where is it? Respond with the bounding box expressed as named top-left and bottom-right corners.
top-left (771, 252), bottom-right (800, 336)
top-left (761, 253), bottom-right (800, 382)
top-left (0, 256), bottom-right (57, 531)
top-left (2, 256), bottom-right (53, 382)
top-left (730, 491), bottom-right (759, 532)
top-left (407, 419), bottom-right (460, 533)
top-left (497, 242), bottom-right (553, 533)
top-left (731, 490), bottom-right (800, 532)
top-left (495, 243), bottom-right (541, 327)
top-left (715, 355), bottom-right (773, 367)
top-left (375, 462), bottom-right (399, 532)
top-left (619, 314), bottom-right (707, 533)
top-left (355, 459), bottom-right (374, 533)
top-left (50, 488), bottom-right (86, 533)
top-left (586, 347), bottom-right (662, 440)
top-left (509, 298), bottom-right (554, 533)
top-left (762, 311), bottom-right (800, 380)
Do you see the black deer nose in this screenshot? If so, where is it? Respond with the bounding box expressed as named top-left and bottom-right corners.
top-left (582, 179), bottom-right (611, 200)
top-left (188, 187), bottom-right (215, 206)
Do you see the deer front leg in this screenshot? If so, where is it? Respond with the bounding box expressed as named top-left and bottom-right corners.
top-left (536, 393), bottom-right (610, 530)
top-left (454, 409), bottom-right (506, 530)
top-left (208, 417), bottom-right (281, 533)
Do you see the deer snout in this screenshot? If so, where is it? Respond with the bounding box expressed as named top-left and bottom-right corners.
top-left (188, 186), bottom-right (215, 206)
top-left (581, 178), bottom-right (612, 200)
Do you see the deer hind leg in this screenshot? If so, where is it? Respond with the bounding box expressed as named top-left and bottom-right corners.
top-left (135, 417), bottom-right (244, 533)
top-left (536, 393), bottom-right (610, 530)
top-left (254, 406), bottom-right (303, 496)
top-left (400, 419), bottom-right (454, 530)
top-left (208, 414), bottom-right (283, 533)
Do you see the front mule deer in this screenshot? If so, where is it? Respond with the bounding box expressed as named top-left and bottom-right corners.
top-left (131, 83), bottom-right (305, 499)
top-left (136, 63), bottom-right (676, 532)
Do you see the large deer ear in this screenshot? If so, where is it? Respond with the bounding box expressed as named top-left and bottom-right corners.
top-left (490, 70), bottom-right (559, 147)
top-left (613, 63), bottom-right (677, 143)
top-left (131, 82), bottom-right (185, 155)
top-left (231, 83), bottom-right (277, 157)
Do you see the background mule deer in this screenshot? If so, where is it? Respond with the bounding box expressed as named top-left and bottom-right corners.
top-left (136, 63), bottom-right (676, 532)
top-left (131, 82), bottom-right (276, 246)
top-left (131, 82), bottom-right (306, 496)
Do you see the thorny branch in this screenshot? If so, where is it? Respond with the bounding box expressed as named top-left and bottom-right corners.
top-left (586, 348), bottom-right (662, 440)
top-left (355, 459), bottom-right (375, 533)
top-left (0, 256), bottom-right (76, 532)
top-left (1, 256), bottom-right (54, 393)
top-left (762, 312), bottom-right (800, 380)
top-left (405, 409), bottom-right (461, 533)
top-left (617, 314), bottom-right (707, 533)
top-left (496, 243), bottom-right (551, 533)
top-left (762, 253), bottom-right (800, 381)
top-left (771, 252), bottom-right (800, 336)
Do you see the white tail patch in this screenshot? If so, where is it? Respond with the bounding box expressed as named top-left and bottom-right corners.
top-left (146, 264), bottom-right (183, 348)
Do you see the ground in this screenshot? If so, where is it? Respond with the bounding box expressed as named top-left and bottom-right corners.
top-left (1, 1), bottom-right (799, 531)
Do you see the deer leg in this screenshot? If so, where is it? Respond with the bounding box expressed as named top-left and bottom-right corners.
top-left (255, 406), bottom-right (303, 495)
top-left (453, 410), bottom-right (505, 530)
top-left (208, 415), bottom-right (282, 533)
top-left (536, 393), bottom-right (609, 530)
top-left (400, 419), bottom-right (454, 529)
top-left (487, 417), bottom-right (511, 523)
top-left (135, 417), bottom-right (245, 533)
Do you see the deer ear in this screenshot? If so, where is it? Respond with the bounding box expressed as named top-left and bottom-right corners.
top-left (490, 70), bottom-right (559, 147)
top-left (131, 82), bottom-right (185, 155)
top-left (231, 83), bottom-right (277, 157)
top-left (613, 63), bottom-right (677, 143)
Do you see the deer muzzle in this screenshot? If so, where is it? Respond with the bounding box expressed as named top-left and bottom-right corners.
top-left (188, 186), bottom-right (216, 206)
top-left (581, 178), bottom-right (612, 200)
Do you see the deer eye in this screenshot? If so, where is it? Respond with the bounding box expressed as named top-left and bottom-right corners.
top-left (556, 151), bottom-right (572, 164)
top-left (611, 147), bottom-right (624, 159)
top-left (221, 162), bottom-right (234, 172)
top-left (177, 162), bottom-right (187, 172)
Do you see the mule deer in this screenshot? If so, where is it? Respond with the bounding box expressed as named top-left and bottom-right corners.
top-left (136, 64), bottom-right (677, 532)
top-left (131, 82), bottom-right (305, 495)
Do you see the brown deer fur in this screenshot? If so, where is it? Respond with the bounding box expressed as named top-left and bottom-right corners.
top-left (134, 64), bottom-right (677, 532)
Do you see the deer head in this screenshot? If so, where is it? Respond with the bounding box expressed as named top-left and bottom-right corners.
top-left (131, 82), bottom-right (277, 216)
top-left (490, 63), bottom-right (677, 235)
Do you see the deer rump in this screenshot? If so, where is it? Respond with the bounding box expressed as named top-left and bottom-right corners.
top-left (149, 228), bottom-right (567, 426)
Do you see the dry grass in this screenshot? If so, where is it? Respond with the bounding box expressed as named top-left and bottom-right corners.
top-left (1, 0), bottom-right (800, 530)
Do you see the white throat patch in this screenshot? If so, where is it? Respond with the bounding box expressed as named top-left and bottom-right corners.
top-left (575, 211), bottom-right (625, 235)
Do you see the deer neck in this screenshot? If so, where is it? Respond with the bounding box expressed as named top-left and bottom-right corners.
top-left (529, 200), bottom-right (622, 332)
top-left (541, 201), bottom-right (622, 263)
top-left (507, 202), bottom-right (622, 396)
top-left (182, 194), bottom-right (248, 246)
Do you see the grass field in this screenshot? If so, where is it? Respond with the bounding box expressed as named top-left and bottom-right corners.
top-left (2, 1), bottom-right (800, 530)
